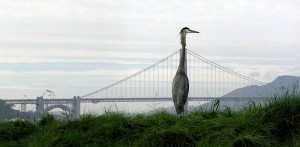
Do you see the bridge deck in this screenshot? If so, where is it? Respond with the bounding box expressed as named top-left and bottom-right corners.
top-left (3, 97), bottom-right (270, 104)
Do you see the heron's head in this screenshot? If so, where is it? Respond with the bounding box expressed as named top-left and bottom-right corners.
top-left (180, 27), bottom-right (199, 35)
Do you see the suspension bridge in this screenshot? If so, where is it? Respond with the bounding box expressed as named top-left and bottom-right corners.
top-left (81, 49), bottom-right (264, 99)
top-left (3, 49), bottom-right (266, 119)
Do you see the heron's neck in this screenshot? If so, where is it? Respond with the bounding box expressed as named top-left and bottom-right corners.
top-left (179, 33), bottom-right (187, 72)
top-left (180, 33), bottom-right (186, 49)
top-left (179, 47), bottom-right (186, 70)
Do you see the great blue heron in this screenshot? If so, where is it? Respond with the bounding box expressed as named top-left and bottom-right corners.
top-left (172, 27), bottom-right (199, 116)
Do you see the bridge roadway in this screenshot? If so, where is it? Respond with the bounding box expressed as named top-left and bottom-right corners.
top-left (3, 97), bottom-right (269, 104)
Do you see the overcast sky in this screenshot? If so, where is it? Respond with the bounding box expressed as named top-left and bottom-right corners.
top-left (0, 0), bottom-right (300, 99)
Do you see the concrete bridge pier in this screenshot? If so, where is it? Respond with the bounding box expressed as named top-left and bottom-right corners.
top-left (71, 96), bottom-right (81, 119)
top-left (36, 96), bottom-right (44, 114)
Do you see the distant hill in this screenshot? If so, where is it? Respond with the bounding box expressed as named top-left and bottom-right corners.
top-left (0, 99), bottom-right (41, 121)
top-left (200, 75), bottom-right (300, 110)
top-left (0, 99), bottom-right (20, 120)
top-left (222, 75), bottom-right (300, 98)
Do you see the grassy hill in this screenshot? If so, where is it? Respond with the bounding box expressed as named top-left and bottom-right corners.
top-left (1, 92), bottom-right (300, 146)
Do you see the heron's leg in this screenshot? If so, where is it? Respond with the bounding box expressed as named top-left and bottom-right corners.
top-left (178, 112), bottom-right (185, 118)
top-left (184, 100), bottom-right (188, 115)
top-left (179, 113), bottom-right (183, 118)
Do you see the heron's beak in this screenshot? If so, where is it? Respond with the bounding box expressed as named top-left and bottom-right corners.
top-left (189, 29), bottom-right (199, 33)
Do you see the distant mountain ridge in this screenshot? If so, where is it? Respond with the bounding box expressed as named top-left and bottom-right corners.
top-left (222, 75), bottom-right (300, 98)
top-left (199, 75), bottom-right (300, 110)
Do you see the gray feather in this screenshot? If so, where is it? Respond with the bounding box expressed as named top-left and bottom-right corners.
top-left (172, 70), bottom-right (189, 115)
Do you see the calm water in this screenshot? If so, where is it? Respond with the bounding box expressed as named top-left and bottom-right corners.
top-left (12, 101), bottom-right (208, 116)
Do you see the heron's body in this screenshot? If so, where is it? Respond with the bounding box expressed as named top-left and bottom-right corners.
top-left (172, 68), bottom-right (189, 114)
top-left (172, 27), bottom-right (199, 116)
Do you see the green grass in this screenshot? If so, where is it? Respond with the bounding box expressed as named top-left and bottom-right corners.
top-left (1, 92), bottom-right (300, 146)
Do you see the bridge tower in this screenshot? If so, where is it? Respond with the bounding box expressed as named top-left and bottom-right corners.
top-left (21, 103), bottom-right (27, 112)
top-left (71, 96), bottom-right (81, 119)
top-left (36, 96), bottom-right (44, 113)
